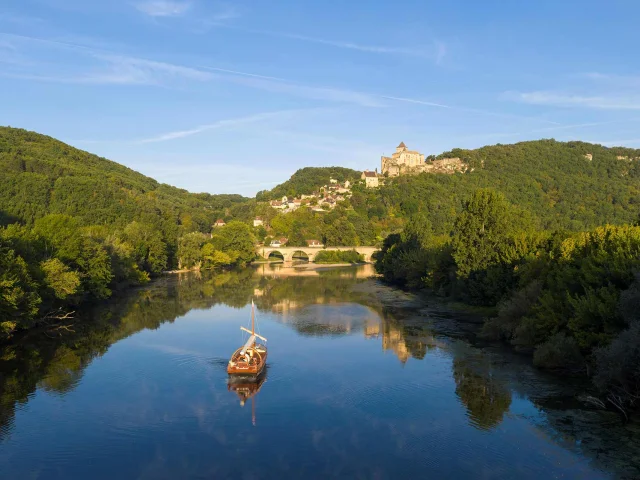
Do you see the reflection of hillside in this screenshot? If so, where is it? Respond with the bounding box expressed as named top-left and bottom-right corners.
top-left (0, 269), bottom-right (259, 440)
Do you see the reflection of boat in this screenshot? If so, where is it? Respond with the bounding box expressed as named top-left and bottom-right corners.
top-left (227, 300), bottom-right (268, 376)
top-left (228, 369), bottom-right (267, 426)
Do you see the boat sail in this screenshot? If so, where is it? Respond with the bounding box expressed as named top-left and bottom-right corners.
top-left (227, 300), bottom-right (267, 376)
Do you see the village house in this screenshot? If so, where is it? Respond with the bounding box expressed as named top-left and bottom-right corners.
top-left (306, 239), bottom-right (323, 247)
top-left (270, 237), bottom-right (288, 248)
top-left (321, 197), bottom-right (337, 208)
top-left (270, 200), bottom-right (287, 210)
top-left (213, 219), bottom-right (226, 227)
top-left (361, 170), bottom-right (379, 188)
top-left (253, 217), bottom-right (264, 227)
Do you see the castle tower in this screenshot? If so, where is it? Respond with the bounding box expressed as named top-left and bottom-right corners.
top-left (395, 141), bottom-right (407, 153)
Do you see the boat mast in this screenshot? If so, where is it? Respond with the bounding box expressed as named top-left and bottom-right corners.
top-left (251, 299), bottom-right (255, 335)
top-left (252, 395), bottom-right (256, 426)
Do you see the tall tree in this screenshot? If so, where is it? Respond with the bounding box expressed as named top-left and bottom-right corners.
top-left (451, 189), bottom-right (517, 278)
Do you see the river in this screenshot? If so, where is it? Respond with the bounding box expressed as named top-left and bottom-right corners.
top-left (0, 264), bottom-right (638, 479)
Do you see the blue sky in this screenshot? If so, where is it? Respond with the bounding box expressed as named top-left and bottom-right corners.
top-left (1, 0), bottom-right (639, 195)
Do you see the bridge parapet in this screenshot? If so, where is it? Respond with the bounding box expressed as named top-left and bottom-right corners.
top-left (257, 246), bottom-right (379, 263)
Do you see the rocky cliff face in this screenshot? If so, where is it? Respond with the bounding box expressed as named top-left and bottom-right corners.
top-left (391, 157), bottom-right (467, 176)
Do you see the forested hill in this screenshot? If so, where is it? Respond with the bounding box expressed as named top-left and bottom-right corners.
top-left (256, 166), bottom-right (361, 201)
top-left (0, 127), bottom-right (258, 341)
top-left (0, 127), bottom-right (248, 229)
top-left (353, 139), bottom-right (640, 236)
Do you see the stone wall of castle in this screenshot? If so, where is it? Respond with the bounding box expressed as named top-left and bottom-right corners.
top-left (382, 156), bottom-right (467, 177)
top-left (381, 142), bottom-right (466, 177)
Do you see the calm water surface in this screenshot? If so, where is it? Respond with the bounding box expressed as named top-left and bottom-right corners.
top-left (1, 265), bottom-right (639, 479)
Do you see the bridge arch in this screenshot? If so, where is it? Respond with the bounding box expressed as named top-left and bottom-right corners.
top-left (266, 250), bottom-right (285, 262)
top-left (291, 250), bottom-right (310, 263)
top-left (258, 246), bottom-right (379, 264)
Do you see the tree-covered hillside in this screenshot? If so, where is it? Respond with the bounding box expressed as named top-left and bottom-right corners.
top-left (256, 166), bottom-right (361, 201)
top-left (352, 139), bottom-right (640, 238)
top-left (2, 129), bottom-right (640, 346)
top-left (0, 127), bottom-right (256, 341)
top-left (0, 127), bottom-right (248, 230)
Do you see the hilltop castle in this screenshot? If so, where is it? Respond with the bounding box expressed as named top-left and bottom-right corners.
top-left (381, 142), bottom-right (425, 177)
top-left (381, 142), bottom-right (467, 177)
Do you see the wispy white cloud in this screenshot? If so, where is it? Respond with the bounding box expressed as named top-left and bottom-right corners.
top-left (0, 40), bottom-right (14, 50)
top-left (133, 110), bottom-right (307, 144)
top-left (434, 41), bottom-right (447, 65)
top-left (505, 90), bottom-right (640, 110)
top-left (584, 72), bottom-right (640, 88)
top-left (2, 32), bottom-right (561, 122)
top-left (222, 25), bottom-right (445, 62)
top-left (231, 75), bottom-right (385, 107)
top-left (95, 54), bottom-right (214, 82)
top-left (382, 94), bottom-right (560, 124)
top-left (197, 65), bottom-right (285, 81)
top-left (457, 119), bottom-right (640, 142)
top-left (272, 32), bottom-right (438, 58)
top-left (205, 5), bottom-right (240, 23)
top-left (135, 0), bottom-right (192, 17)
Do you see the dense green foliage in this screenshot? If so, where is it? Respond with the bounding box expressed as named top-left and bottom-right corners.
top-left (3, 125), bottom-right (640, 412)
top-left (259, 139), bottom-right (639, 251)
top-left (0, 126), bottom-right (248, 233)
top-left (0, 128), bottom-right (255, 340)
top-left (356, 139), bottom-right (639, 237)
top-left (314, 250), bottom-right (364, 264)
top-left (263, 206), bottom-right (375, 248)
top-left (256, 166), bottom-right (361, 201)
top-left (375, 188), bottom-right (640, 415)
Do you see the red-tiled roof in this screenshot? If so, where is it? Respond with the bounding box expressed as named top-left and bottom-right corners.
top-left (362, 171), bottom-right (377, 177)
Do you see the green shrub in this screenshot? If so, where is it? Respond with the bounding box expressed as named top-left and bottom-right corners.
top-left (593, 323), bottom-right (640, 414)
top-left (533, 333), bottom-right (584, 372)
top-left (314, 250), bottom-right (363, 264)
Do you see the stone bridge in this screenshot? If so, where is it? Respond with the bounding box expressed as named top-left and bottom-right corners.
top-left (257, 246), bottom-right (379, 263)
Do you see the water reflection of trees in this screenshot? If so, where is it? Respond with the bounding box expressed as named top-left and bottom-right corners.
top-left (452, 351), bottom-right (512, 430)
top-left (0, 266), bottom-right (384, 439)
top-left (3, 268), bottom-right (634, 478)
top-left (0, 268), bottom-right (257, 440)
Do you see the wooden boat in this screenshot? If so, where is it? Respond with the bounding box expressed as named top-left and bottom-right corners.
top-left (227, 300), bottom-right (267, 376)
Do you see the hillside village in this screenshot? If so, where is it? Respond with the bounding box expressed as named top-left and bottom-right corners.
top-left (213, 141), bottom-right (470, 248)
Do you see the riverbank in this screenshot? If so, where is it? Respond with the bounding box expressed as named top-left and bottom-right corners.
top-left (349, 276), bottom-right (640, 478)
top-left (352, 278), bottom-right (488, 337)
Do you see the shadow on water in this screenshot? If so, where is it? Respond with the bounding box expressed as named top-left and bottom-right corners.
top-left (0, 266), bottom-right (639, 477)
